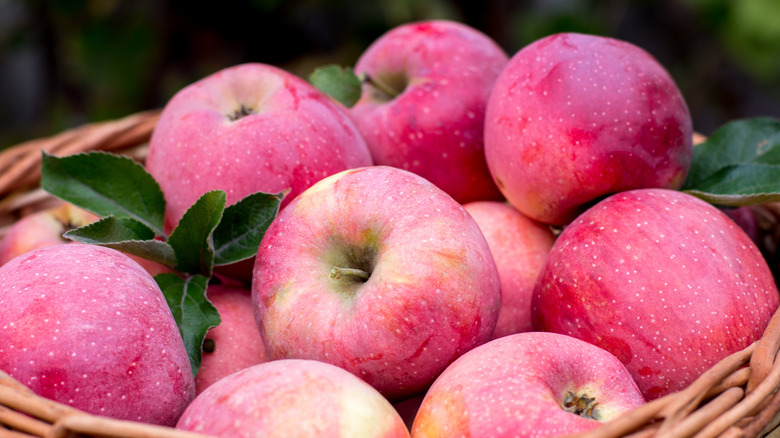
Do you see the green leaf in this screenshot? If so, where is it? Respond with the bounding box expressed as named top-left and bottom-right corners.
top-left (64, 216), bottom-right (177, 268)
top-left (40, 151), bottom-right (166, 235)
top-left (155, 273), bottom-right (220, 378)
top-left (682, 117), bottom-right (780, 206)
top-left (309, 64), bottom-right (362, 107)
top-left (168, 190), bottom-right (226, 276)
top-left (213, 191), bottom-right (285, 266)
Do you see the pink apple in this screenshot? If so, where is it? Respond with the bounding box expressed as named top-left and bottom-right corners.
top-left (0, 202), bottom-right (93, 266)
top-left (177, 359), bottom-right (411, 438)
top-left (533, 188), bottom-right (779, 400)
top-left (411, 331), bottom-right (646, 437)
top-left (145, 62), bottom-right (373, 231)
top-left (349, 20), bottom-right (508, 204)
top-left (0, 244), bottom-right (195, 426)
top-left (484, 32), bottom-right (693, 226)
top-left (195, 282), bottom-right (270, 394)
top-left (0, 202), bottom-right (172, 277)
top-left (252, 166), bottom-right (501, 401)
top-left (463, 201), bottom-right (556, 339)
top-left (721, 206), bottom-right (762, 248)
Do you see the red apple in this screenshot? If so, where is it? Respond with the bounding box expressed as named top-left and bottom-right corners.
top-left (463, 201), bottom-right (556, 339)
top-left (411, 332), bottom-right (646, 437)
top-left (0, 202), bottom-right (93, 266)
top-left (0, 244), bottom-right (195, 426)
top-left (177, 359), bottom-right (411, 438)
top-left (195, 282), bottom-right (270, 394)
top-left (721, 206), bottom-right (762, 248)
top-left (0, 202), bottom-right (172, 277)
top-left (533, 188), bottom-right (779, 400)
top-left (252, 166), bottom-right (501, 401)
top-left (145, 62), bottom-right (373, 282)
top-left (484, 32), bottom-right (693, 226)
top-left (349, 20), bottom-right (508, 204)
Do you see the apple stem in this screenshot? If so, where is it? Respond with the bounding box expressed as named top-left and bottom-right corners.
top-left (329, 267), bottom-right (370, 282)
top-left (362, 74), bottom-right (401, 99)
top-left (561, 391), bottom-right (600, 420)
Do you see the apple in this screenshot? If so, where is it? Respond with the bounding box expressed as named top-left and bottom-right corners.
top-left (0, 202), bottom-right (93, 266)
top-left (0, 202), bottom-right (172, 276)
top-left (349, 20), bottom-right (508, 204)
top-left (533, 188), bottom-right (779, 400)
top-left (195, 282), bottom-right (270, 394)
top-left (0, 244), bottom-right (195, 426)
top-left (484, 32), bottom-right (693, 226)
top-left (177, 359), bottom-right (411, 438)
top-left (411, 331), bottom-right (646, 437)
top-left (462, 201), bottom-right (556, 339)
top-left (145, 62), bottom-right (374, 281)
top-left (252, 165), bottom-right (501, 401)
top-left (721, 206), bottom-right (762, 248)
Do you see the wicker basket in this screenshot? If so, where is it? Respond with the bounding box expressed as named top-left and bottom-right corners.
top-left (2, 112), bottom-right (780, 438)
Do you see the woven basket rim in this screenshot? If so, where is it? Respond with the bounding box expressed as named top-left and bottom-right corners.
top-left (1, 111), bottom-right (780, 438)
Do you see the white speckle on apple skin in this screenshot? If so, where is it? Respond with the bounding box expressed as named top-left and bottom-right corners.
top-left (533, 188), bottom-right (779, 400)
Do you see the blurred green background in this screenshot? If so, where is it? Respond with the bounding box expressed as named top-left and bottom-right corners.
top-left (1, 0), bottom-right (779, 150)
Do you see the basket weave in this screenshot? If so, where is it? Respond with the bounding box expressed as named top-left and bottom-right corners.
top-left (1, 112), bottom-right (780, 438)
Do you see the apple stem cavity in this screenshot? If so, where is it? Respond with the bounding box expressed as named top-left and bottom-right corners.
top-left (561, 391), bottom-right (600, 421)
top-left (228, 105), bottom-right (255, 121)
top-left (361, 73), bottom-right (404, 101)
top-left (329, 266), bottom-right (370, 282)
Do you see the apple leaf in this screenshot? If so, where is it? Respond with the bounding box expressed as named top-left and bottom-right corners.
top-left (155, 273), bottom-right (220, 377)
top-left (63, 216), bottom-right (178, 268)
top-left (682, 117), bottom-right (780, 206)
top-left (167, 190), bottom-right (226, 276)
top-left (309, 64), bottom-right (362, 107)
top-left (41, 151), bottom-right (166, 235)
top-left (213, 190), bottom-right (285, 266)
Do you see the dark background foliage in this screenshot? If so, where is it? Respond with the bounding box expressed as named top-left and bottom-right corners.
top-left (1, 0), bottom-right (779, 150)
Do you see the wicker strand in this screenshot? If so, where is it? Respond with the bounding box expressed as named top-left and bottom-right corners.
top-left (749, 304), bottom-right (780, 394)
top-left (0, 110), bottom-right (160, 200)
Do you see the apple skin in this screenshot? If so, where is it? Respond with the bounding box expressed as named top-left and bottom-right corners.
top-left (532, 188), bottom-right (779, 400)
top-left (349, 20), bottom-right (508, 204)
top-left (411, 332), bottom-right (646, 438)
top-left (195, 283), bottom-right (270, 394)
top-left (0, 202), bottom-right (172, 277)
top-left (252, 166), bottom-right (501, 401)
top-left (0, 202), bottom-right (93, 266)
top-left (146, 62), bottom-right (373, 234)
top-left (0, 244), bottom-right (195, 426)
top-left (721, 206), bottom-right (762, 248)
top-left (462, 201), bottom-right (556, 339)
top-left (484, 32), bottom-right (693, 226)
top-left (177, 359), bottom-right (411, 438)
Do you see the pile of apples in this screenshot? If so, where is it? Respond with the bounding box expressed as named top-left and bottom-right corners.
top-left (1, 19), bottom-right (778, 438)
